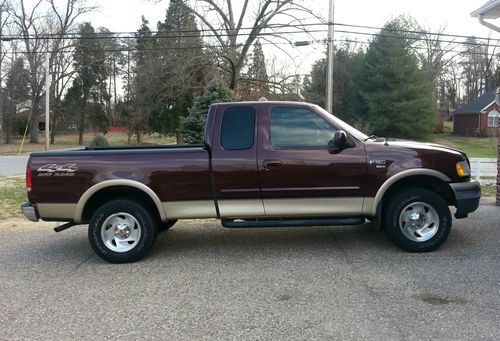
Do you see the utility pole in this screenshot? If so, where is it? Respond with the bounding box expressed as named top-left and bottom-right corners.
top-left (0, 4), bottom-right (4, 144)
top-left (325, 0), bottom-right (335, 113)
top-left (45, 50), bottom-right (49, 150)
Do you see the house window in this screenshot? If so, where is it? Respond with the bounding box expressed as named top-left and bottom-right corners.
top-left (488, 110), bottom-right (500, 127)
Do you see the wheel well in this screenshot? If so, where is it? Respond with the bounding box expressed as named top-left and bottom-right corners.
top-left (81, 186), bottom-right (161, 224)
top-left (382, 175), bottom-right (455, 208)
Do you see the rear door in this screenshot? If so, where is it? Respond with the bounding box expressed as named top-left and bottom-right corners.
top-left (211, 104), bottom-right (265, 218)
top-left (258, 104), bottom-right (367, 217)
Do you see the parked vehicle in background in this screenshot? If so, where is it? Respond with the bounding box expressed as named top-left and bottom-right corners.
top-left (22, 101), bottom-right (480, 263)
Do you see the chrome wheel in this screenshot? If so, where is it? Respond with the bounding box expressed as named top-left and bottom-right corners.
top-left (101, 213), bottom-right (142, 253)
top-left (399, 202), bottom-right (439, 242)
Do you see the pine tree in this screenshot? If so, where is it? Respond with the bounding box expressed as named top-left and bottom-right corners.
top-left (243, 39), bottom-right (269, 99)
top-left (356, 19), bottom-right (434, 139)
top-left (302, 44), bottom-right (364, 122)
top-left (148, 0), bottom-right (208, 142)
top-left (180, 80), bottom-right (236, 143)
top-left (67, 22), bottom-right (110, 145)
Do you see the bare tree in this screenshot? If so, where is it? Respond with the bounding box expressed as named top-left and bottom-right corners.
top-left (9, 0), bottom-right (96, 144)
top-left (0, 0), bottom-right (12, 143)
top-left (47, 0), bottom-right (97, 143)
top-left (9, 0), bottom-right (49, 143)
top-left (172, 0), bottom-right (318, 89)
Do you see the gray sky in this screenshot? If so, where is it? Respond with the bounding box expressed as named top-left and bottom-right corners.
top-left (84, 0), bottom-right (500, 75)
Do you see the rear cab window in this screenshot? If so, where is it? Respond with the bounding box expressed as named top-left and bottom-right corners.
top-left (221, 106), bottom-right (255, 150)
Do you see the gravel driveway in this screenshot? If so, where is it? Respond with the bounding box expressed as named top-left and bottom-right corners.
top-left (0, 199), bottom-right (499, 340)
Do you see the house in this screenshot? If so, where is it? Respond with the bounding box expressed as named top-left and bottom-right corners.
top-left (453, 89), bottom-right (500, 136)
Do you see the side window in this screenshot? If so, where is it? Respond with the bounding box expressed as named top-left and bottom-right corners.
top-left (221, 106), bottom-right (255, 150)
top-left (270, 107), bottom-right (337, 148)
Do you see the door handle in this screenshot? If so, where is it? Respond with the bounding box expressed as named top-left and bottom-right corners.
top-left (262, 159), bottom-right (283, 169)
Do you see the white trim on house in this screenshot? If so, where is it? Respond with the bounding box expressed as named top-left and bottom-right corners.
top-left (488, 110), bottom-right (500, 127)
top-left (471, 0), bottom-right (500, 19)
top-left (480, 100), bottom-right (496, 112)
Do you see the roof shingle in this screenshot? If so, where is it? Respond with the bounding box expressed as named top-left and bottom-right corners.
top-left (454, 90), bottom-right (496, 114)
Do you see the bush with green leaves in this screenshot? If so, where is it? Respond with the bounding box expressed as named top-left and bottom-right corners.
top-left (180, 80), bottom-right (236, 144)
top-left (355, 18), bottom-right (434, 140)
top-left (89, 134), bottom-right (110, 147)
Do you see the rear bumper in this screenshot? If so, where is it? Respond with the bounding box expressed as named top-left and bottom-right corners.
top-left (21, 203), bottom-right (39, 222)
top-left (450, 180), bottom-right (481, 219)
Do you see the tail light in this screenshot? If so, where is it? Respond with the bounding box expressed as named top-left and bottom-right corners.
top-left (26, 166), bottom-right (32, 191)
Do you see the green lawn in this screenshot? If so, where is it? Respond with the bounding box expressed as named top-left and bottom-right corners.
top-left (431, 134), bottom-right (497, 158)
top-left (0, 176), bottom-right (27, 220)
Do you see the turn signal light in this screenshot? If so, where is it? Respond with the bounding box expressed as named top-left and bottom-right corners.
top-left (456, 160), bottom-right (470, 178)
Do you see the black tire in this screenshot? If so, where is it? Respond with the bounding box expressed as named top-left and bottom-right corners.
top-left (159, 220), bottom-right (177, 232)
top-left (384, 187), bottom-right (452, 252)
top-left (88, 199), bottom-right (158, 263)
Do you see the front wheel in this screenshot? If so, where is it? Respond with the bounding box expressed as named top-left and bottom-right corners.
top-left (88, 200), bottom-right (158, 263)
top-left (384, 187), bottom-right (452, 252)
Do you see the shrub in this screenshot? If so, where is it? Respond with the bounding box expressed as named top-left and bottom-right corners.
top-left (89, 134), bottom-right (109, 147)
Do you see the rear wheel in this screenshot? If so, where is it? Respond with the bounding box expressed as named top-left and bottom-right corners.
top-left (88, 200), bottom-right (158, 263)
top-left (384, 187), bottom-right (451, 252)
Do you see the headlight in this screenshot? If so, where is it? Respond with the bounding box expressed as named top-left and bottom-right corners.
top-left (456, 160), bottom-right (470, 177)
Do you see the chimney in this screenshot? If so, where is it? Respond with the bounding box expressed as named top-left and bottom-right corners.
top-left (496, 87), bottom-right (500, 107)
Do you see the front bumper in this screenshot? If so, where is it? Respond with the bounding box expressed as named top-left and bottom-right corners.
top-left (21, 203), bottom-right (39, 222)
top-left (450, 180), bottom-right (481, 219)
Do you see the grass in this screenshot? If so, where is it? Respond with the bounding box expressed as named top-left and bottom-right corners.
top-left (0, 176), bottom-right (27, 220)
top-left (0, 132), bottom-right (177, 156)
top-left (430, 120), bottom-right (498, 158)
top-left (431, 134), bottom-right (497, 158)
top-left (481, 185), bottom-right (497, 197)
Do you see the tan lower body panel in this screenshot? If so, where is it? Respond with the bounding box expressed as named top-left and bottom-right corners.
top-left (163, 199), bottom-right (265, 219)
top-left (37, 203), bottom-right (77, 220)
top-left (37, 197), bottom-right (376, 222)
top-left (163, 197), bottom-right (374, 220)
top-left (263, 197), bottom-right (365, 217)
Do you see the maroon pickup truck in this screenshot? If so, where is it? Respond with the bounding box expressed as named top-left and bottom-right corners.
top-left (22, 101), bottom-right (480, 263)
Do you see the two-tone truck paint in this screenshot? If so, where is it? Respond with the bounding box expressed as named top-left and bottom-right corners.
top-left (22, 101), bottom-right (480, 263)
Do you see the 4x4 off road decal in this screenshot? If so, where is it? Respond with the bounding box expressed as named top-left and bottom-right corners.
top-left (37, 164), bottom-right (78, 177)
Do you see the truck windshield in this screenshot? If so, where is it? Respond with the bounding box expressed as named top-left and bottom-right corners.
top-left (315, 105), bottom-right (369, 142)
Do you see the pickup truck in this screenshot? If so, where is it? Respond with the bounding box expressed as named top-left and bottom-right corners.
top-left (22, 101), bottom-right (480, 263)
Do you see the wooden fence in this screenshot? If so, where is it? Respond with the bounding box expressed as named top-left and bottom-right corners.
top-left (469, 158), bottom-right (498, 185)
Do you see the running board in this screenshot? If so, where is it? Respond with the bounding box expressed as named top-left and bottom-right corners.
top-left (221, 217), bottom-right (365, 228)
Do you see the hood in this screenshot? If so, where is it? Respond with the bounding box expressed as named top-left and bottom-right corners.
top-left (373, 139), bottom-right (467, 158)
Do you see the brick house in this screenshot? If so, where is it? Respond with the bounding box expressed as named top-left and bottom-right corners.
top-left (453, 89), bottom-right (500, 136)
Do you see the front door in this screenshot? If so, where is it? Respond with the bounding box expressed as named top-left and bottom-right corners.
top-left (258, 105), bottom-right (367, 217)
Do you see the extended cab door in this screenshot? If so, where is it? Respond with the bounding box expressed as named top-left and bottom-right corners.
top-left (258, 104), bottom-right (367, 217)
top-left (210, 104), bottom-right (265, 218)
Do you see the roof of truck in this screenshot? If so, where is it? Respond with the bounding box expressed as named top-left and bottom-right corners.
top-left (211, 101), bottom-right (316, 106)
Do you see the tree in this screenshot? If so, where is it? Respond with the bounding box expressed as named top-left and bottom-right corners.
top-left (302, 42), bottom-right (364, 121)
top-left (67, 22), bottom-right (109, 145)
top-left (460, 37), bottom-right (498, 103)
top-left (128, 17), bottom-right (156, 143)
top-left (356, 19), bottom-right (434, 139)
top-left (147, 0), bottom-right (209, 143)
top-left (180, 80), bottom-right (236, 143)
top-left (174, 0), bottom-right (317, 90)
top-left (3, 57), bottom-right (29, 143)
top-left (8, 0), bottom-right (95, 144)
top-left (239, 39), bottom-right (270, 100)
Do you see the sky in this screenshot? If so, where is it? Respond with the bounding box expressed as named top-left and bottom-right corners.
top-left (81, 0), bottom-right (500, 76)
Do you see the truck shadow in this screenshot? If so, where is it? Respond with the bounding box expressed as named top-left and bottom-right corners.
top-left (150, 222), bottom-right (397, 259)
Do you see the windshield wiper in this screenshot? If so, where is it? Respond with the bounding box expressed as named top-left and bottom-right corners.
top-left (363, 135), bottom-right (378, 142)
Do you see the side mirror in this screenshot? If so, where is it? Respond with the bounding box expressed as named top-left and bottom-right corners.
top-left (328, 130), bottom-right (348, 153)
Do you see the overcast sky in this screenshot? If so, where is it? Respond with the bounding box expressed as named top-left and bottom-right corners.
top-left (83, 0), bottom-right (500, 75)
